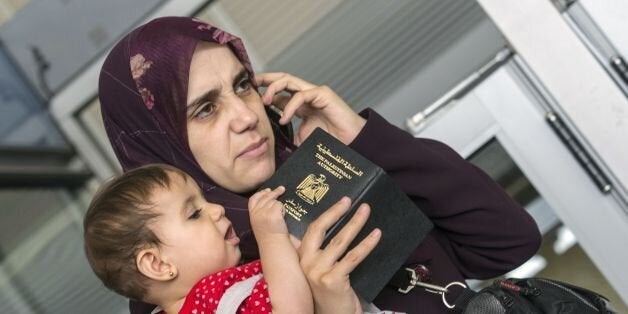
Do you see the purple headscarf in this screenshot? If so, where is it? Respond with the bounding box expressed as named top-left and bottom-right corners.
top-left (99, 16), bottom-right (293, 258)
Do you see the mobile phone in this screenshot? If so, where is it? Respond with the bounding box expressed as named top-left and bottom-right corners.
top-left (265, 105), bottom-right (294, 143)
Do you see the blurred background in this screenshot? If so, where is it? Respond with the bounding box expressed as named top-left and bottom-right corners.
top-left (0, 0), bottom-right (627, 313)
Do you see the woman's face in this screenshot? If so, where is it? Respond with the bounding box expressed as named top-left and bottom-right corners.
top-left (186, 42), bottom-right (275, 193)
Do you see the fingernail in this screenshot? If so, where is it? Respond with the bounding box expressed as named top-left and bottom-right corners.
top-left (370, 229), bottom-right (381, 238)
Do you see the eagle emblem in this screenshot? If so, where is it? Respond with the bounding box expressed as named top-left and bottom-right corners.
top-left (296, 174), bottom-right (330, 204)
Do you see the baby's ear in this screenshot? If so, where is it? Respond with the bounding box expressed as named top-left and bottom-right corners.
top-left (136, 247), bottom-right (177, 281)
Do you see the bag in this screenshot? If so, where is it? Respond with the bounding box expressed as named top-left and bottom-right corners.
top-left (453, 277), bottom-right (617, 314)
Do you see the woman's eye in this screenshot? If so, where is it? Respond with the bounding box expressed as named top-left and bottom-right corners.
top-left (189, 208), bottom-right (202, 219)
top-left (194, 103), bottom-right (215, 119)
top-left (235, 78), bottom-right (252, 94)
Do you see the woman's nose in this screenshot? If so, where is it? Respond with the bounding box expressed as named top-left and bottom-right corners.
top-left (227, 97), bottom-right (259, 133)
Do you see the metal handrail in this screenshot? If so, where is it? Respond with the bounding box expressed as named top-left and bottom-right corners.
top-left (406, 47), bottom-right (513, 133)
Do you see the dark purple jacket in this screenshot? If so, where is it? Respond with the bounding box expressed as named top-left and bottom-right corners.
top-left (348, 110), bottom-right (541, 313)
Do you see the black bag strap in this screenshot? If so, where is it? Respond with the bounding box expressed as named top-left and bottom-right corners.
top-left (451, 288), bottom-right (479, 311)
top-left (454, 278), bottom-right (617, 314)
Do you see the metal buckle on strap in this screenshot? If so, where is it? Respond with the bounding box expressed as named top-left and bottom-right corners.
top-left (396, 264), bottom-right (431, 294)
top-left (397, 267), bottom-right (419, 294)
top-left (396, 267), bottom-right (467, 309)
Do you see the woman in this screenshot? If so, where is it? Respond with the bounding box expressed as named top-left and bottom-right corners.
top-left (99, 16), bottom-right (541, 313)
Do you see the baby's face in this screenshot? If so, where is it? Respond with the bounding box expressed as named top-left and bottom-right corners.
top-left (149, 171), bottom-right (241, 282)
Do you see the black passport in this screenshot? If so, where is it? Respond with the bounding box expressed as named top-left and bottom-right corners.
top-left (260, 128), bottom-right (433, 302)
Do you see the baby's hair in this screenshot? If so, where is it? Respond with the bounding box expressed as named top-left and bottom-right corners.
top-left (83, 163), bottom-right (188, 301)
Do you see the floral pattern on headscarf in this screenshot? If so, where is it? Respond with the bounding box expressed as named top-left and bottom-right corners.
top-left (130, 54), bottom-right (152, 80)
top-left (129, 54), bottom-right (155, 109)
top-left (195, 21), bottom-right (254, 86)
top-left (138, 87), bottom-right (155, 109)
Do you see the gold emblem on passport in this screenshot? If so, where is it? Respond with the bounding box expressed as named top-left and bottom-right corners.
top-left (296, 174), bottom-right (330, 204)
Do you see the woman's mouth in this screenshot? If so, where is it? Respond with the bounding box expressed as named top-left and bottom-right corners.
top-left (238, 138), bottom-right (268, 159)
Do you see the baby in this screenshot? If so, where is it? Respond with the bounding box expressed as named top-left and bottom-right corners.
top-left (83, 163), bottom-right (312, 314)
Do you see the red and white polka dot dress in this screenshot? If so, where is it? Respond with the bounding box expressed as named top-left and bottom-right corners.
top-left (178, 260), bottom-right (271, 314)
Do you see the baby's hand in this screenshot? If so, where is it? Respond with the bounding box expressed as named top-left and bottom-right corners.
top-left (249, 186), bottom-right (289, 239)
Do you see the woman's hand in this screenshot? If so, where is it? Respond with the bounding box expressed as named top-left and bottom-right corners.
top-left (298, 197), bottom-right (381, 314)
top-left (256, 73), bottom-right (366, 146)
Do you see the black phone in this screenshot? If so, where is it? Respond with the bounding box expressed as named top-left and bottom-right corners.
top-left (265, 105), bottom-right (294, 143)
